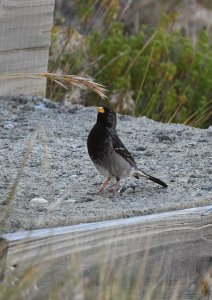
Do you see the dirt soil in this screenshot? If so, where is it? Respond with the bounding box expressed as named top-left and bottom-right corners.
top-left (0, 96), bottom-right (211, 233)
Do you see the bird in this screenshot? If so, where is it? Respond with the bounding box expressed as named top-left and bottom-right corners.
top-left (87, 106), bottom-right (168, 194)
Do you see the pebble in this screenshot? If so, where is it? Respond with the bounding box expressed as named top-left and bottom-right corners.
top-left (71, 174), bottom-right (78, 178)
top-left (178, 177), bottom-right (189, 184)
top-left (119, 184), bottom-right (127, 194)
top-left (30, 197), bottom-right (49, 211)
top-left (157, 135), bottom-right (173, 142)
top-left (64, 198), bottom-right (76, 204)
top-left (200, 186), bottom-right (212, 192)
top-left (124, 187), bottom-right (135, 194)
top-left (3, 121), bottom-right (15, 130)
top-left (30, 197), bottom-right (49, 205)
top-left (34, 102), bottom-right (46, 110)
top-left (136, 146), bottom-right (146, 151)
top-left (44, 100), bottom-right (57, 109)
top-left (119, 115), bottom-right (132, 121)
top-left (76, 197), bottom-right (94, 203)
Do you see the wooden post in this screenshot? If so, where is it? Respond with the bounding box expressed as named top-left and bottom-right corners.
top-left (1, 206), bottom-right (212, 299)
top-left (0, 0), bottom-right (55, 96)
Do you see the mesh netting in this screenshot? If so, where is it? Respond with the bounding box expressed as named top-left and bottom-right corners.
top-left (0, 0), bottom-right (55, 96)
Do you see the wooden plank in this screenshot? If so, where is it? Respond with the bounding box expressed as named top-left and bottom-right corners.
top-left (1, 206), bottom-right (212, 299)
top-left (0, 0), bottom-right (55, 96)
top-left (0, 238), bottom-right (8, 281)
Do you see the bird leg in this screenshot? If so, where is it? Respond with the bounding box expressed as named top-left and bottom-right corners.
top-left (98, 176), bottom-right (112, 194)
top-left (113, 177), bottom-right (120, 196)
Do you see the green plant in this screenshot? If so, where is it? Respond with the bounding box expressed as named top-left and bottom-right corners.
top-left (48, 9), bottom-right (212, 128)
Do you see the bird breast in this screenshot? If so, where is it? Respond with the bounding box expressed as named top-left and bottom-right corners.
top-left (94, 146), bottom-right (132, 178)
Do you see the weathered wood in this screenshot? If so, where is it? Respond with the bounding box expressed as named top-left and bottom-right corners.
top-left (1, 206), bottom-right (212, 299)
top-left (0, 238), bottom-right (8, 281)
top-left (0, 0), bottom-right (55, 96)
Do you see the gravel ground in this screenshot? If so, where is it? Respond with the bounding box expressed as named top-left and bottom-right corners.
top-left (0, 96), bottom-right (211, 233)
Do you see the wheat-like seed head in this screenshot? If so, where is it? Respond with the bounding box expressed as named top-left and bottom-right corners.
top-left (0, 73), bottom-right (108, 99)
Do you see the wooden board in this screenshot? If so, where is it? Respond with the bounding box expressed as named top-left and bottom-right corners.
top-left (1, 206), bottom-right (212, 299)
top-left (0, 0), bottom-right (55, 96)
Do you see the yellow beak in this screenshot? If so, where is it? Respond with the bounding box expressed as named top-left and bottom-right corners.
top-left (98, 107), bottom-right (105, 113)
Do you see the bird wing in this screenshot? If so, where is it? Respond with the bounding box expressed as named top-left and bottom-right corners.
top-left (110, 131), bottom-right (137, 168)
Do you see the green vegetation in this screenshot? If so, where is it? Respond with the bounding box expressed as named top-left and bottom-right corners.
top-left (48, 9), bottom-right (211, 128)
top-left (197, 0), bottom-right (212, 9)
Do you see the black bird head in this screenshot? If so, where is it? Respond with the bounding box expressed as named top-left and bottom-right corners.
top-left (97, 106), bottom-right (117, 128)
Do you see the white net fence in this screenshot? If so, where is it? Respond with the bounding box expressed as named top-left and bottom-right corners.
top-left (0, 0), bottom-right (55, 96)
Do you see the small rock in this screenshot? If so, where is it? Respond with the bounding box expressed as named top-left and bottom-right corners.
top-left (178, 177), bottom-right (189, 184)
top-left (136, 146), bottom-right (146, 151)
top-left (67, 104), bottom-right (83, 113)
top-left (30, 197), bottom-right (49, 211)
top-left (143, 151), bottom-right (152, 157)
top-left (34, 102), bottom-right (46, 110)
top-left (44, 100), bottom-right (57, 109)
top-left (155, 131), bottom-right (174, 141)
top-left (15, 97), bottom-right (28, 105)
top-left (3, 121), bottom-right (15, 130)
top-left (190, 174), bottom-right (197, 178)
top-left (187, 142), bottom-right (197, 147)
top-left (119, 184), bottom-right (127, 194)
top-left (70, 174), bottom-right (78, 178)
top-left (128, 182), bottom-right (137, 189)
top-left (30, 197), bottom-right (49, 205)
top-left (119, 115), bottom-right (131, 121)
top-left (124, 187), bottom-right (135, 194)
top-left (157, 135), bottom-right (173, 142)
top-left (188, 176), bottom-right (196, 184)
top-left (170, 149), bottom-right (181, 153)
top-left (76, 197), bottom-right (94, 203)
top-left (64, 198), bottom-right (76, 204)
top-left (198, 139), bottom-right (207, 143)
top-left (200, 186), bottom-right (212, 192)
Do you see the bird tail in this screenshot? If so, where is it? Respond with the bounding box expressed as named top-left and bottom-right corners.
top-left (131, 169), bottom-right (168, 188)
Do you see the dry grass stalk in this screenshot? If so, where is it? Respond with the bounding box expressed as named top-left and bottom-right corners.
top-left (0, 130), bottom-right (38, 230)
top-left (0, 73), bottom-right (108, 99)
